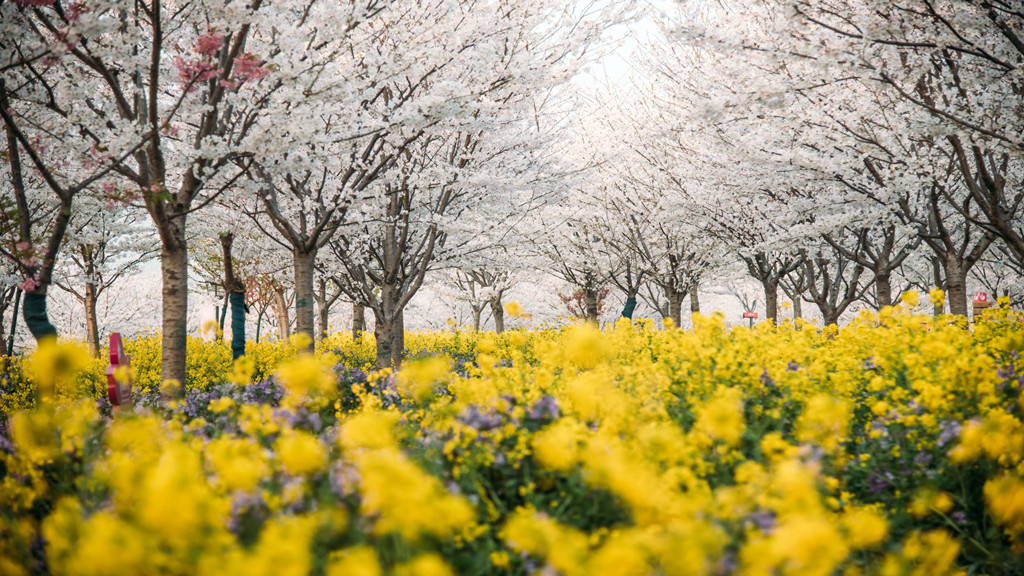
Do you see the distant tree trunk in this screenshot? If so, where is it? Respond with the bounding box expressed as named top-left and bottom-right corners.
top-left (584, 286), bottom-right (599, 324)
top-left (317, 300), bottom-right (330, 341)
top-left (823, 308), bottom-right (839, 327)
top-left (792, 297), bottom-right (803, 321)
top-left (471, 305), bottom-right (483, 331)
top-left (255, 309), bottom-right (264, 343)
top-left (374, 284), bottom-right (405, 369)
top-left (667, 289), bottom-right (685, 326)
top-left (944, 256), bottom-right (968, 317)
top-left (216, 294), bottom-right (228, 342)
top-left (874, 265), bottom-right (893, 308)
top-left (293, 249), bottom-right (316, 350)
top-left (7, 288), bottom-right (21, 356)
top-left (621, 292), bottom-right (638, 320)
top-left (689, 285), bottom-right (700, 315)
top-left (932, 256), bottom-right (945, 316)
top-left (762, 279), bottom-right (779, 323)
top-left (221, 233), bottom-right (245, 361)
top-left (490, 297), bottom-right (505, 333)
top-left (273, 287), bottom-right (291, 341)
top-left (84, 282), bottom-right (100, 357)
top-left (352, 303), bottom-right (365, 339)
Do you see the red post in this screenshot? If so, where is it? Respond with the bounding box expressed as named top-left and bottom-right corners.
top-left (106, 333), bottom-right (133, 412)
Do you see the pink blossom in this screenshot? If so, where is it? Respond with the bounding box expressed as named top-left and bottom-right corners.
top-left (173, 57), bottom-right (221, 91)
top-left (196, 32), bottom-right (225, 58)
top-left (15, 241), bottom-right (31, 252)
top-left (233, 54), bottom-right (270, 82)
top-left (101, 181), bottom-right (117, 193)
top-left (150, 183), bottom-right (162, 193)
top-left (67, 2), bottom-right (88, 21)
top-left (18, 276), bottom-right (40, 292)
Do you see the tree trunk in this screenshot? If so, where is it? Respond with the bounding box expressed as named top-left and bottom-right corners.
top-left (874, 266), bottom-right (893, 309)
top-left (584, 287), bottom-right (599, 324)
top-left (621, 296), bottom-right (637, 320)
top-left (216, 294), bottom-right (228, 342)
top-left (932, 256), bottom-right (945, 316)
top-left (352, 302), bottom-right (365, 339)
top-left (7, 288), bottom-right (21, 355)
top-left (792, 297), bottom-right (803, 320)
top-left (255, 310), bottom-right (264, 343)
top-left (161, 242), bottom-right (189, 389)
top-left (273, 287), bottom-right (291, 341)
top-left (944, 257), bottom-right (968, 317)
top-left (690, 286), bottom-right (700, 315)
top-left (472, 306), bottom-right (483, 331)
top-left (762, 280), bottom-right (779, 323)
top-left (374, 285), bottom-right (405, 369)
top-left (293, 249), bottom-right (316, 350)
top-left (391, 308), bottom-right (404, 368)
top-left (229, 292), bottom-right (246, 361)
top-left (490, 297), bottom-right (505, 333)
top-left (316, 281), bottom-right (331, 342)
top-left (668, 289), bottom-right (683, 327)
top-left (84, 282), bottom-right (100, 357)
top-left (823, 309), bottom-right (839, 327)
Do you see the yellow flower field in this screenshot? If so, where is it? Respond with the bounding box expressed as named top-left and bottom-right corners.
top-left (1, 295), bottom-right (1023, 575)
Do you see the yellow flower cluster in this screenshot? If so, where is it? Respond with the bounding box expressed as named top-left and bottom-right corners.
top-left (1, 294), bottom-right (1022, 575)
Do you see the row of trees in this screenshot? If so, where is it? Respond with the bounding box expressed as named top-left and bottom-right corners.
top-left (1, 0), bottom-right (627, 376)
top-left (538, 0), bottom-right (1024, 328)
top-left (2, 0), bottom-right (1023, 375)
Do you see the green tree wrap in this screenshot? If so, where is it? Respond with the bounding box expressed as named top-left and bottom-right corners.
top-left (621, 297), bottom-right (637, 319)
top-left (230, 292), bottom-right (246, 360)
top-left (23, 292), bottom-right (57, 343)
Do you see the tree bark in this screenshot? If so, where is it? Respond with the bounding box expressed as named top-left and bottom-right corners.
top-left (374, 284), bottom-right (405, 369)
top-left (273, 287), bottom-right (291, 340)
top-left (84, 282), bottom-right (100, 357)
top-left (293, 249), bottom-right (316, 350)
top-left (585, 287), bottom-right (599, 324)
top-left (690, 286), bottom-right (700, 315)
top-left (823, 309), bottom-right (839, 327)
top-left (762, 280), bottom-right (779, 323)
top-left (932, 256), bottom-right (945, 316)
top-left (161, 242), bottom-right (189, 388)
top-left (490, 297), bottom-right (505, 333)
top-left (471, 305), bottom-right (483, 331)
top-left (621, 296), bottom-right (637, 320)
top-left (352, 302), bottom-right (365, 339)
top-left (944, 257), bottom-right (968, 317)
top-left (317, 299), bottom-right (330, 341)
top-left (667, 289), bottom-right (684, 326)
top-left (792, 296), bottom-right (803, 321)
top-left (875, 266), bottom-right (893, 308)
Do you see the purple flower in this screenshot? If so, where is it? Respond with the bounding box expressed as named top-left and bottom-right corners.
top-left (937, 420), bottom-right (962, 448)
top-left (866, 471), bottom-right (892, 493)
top-left (459, 405), bottom-right (503, 431)
top-left (748, 510), bottom-right (776, 533)
top-left (786, 360), bottom-right (799, 371)
top-left (527, 395), bottom-right (560, 421)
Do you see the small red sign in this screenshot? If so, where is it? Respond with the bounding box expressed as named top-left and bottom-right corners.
top-left (973, 292), bottom-right (988, 303)
top-left (106, 333), bottom-right (133, 407)
top-left (743, 311), bottom-right (758, 318)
